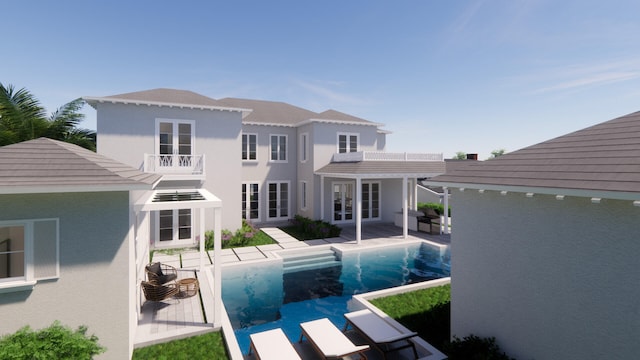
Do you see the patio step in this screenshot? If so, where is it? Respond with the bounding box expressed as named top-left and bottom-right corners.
top-left (281, 249), bottom-right (341, 274)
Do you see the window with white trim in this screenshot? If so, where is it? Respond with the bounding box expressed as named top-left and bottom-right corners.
top-left (242, 133), bottom-right (257, 161)
top-left (300, 133), bottom-right (308, 162)
top-left (361, 181), bottom-right (381, 220)
top-left (337, 133), bottom-right (359, 153)
top-left (242, 183), bottom-right (260, 220)
top-left (0, 219), bottom-right (59, 291)
top-left (270, 134), bottom-right (287, 162)
top-left (268, 181), bottom-right (289, 220)
top-left (300, 181), bottom-right (307, 210)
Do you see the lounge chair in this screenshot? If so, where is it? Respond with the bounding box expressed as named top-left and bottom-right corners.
top-left (299, 318), bottom-right (369, 359)
top-left (249, 328), bottom-right (301, 360)
top-left (343, 309), bottom-right (419, 359)
top-left (140, 280), bottom-right (179, 302)
top-left (145, 262), bottom-right (178, 284)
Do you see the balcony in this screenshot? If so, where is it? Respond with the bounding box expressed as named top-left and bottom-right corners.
top-left (143, 154), bottom-right (205, 180)
top-left (332, 151), bottom-right (443, 163)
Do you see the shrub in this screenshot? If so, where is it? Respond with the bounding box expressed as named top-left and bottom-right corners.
top-left (205, 220), bottom-right (274, 250)
top-left (0, 321), bottom-right (105, 359)
top-left (417, 202), bottom-right (451, 217)
top-left (445, 334), bottom-right (515, 360)
top-left (285, 215), bottom-right (341, 240)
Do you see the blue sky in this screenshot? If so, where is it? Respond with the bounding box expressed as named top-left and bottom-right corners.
top-left (3, 0), bottom-right (640, 159)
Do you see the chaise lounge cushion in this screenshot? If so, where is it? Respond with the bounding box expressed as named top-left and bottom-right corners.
top-left (146, 262), bottom-right (177, 284)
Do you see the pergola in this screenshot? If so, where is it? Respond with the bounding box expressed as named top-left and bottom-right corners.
top-left (133, 188), bottom-right (223, 325)
top-left (316, 161), bottom-right (448, 244)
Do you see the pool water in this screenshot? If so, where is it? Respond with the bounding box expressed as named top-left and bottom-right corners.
top-left (221, 242), bottom-right (450, 354)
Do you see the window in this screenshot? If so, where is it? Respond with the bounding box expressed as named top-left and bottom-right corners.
top-left (242, 183), bottom-right (260, 220)
top-left (337, 133), bottom-right (359, 153)
top-left (0, 219), bottom-right (59, 292)
top-left (300, 181), bottom-right (307, 210)
top-left (156, 209), bottom-right (192, 247)
top-left (362, 182), bottom-right (381, 220)
top-left (242, 133), bottom-right (257, 160)
top-left (300, 133), bottom-right (308, 162)
top-left (156, 119), bottom-right (195, 168)
top-left (267, 181), bottom-right (289, 220)
top-left (270, 134), bottom-right (287, 162)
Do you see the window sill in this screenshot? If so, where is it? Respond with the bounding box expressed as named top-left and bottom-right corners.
top-left (0, 280), bottom-right (37, 294)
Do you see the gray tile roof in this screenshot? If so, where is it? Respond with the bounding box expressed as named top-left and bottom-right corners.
top-left (218, 98), bottom-right (319, 126)
top-left (316, 161), bottom-right (446, 178)
top-left (103, 88), bottom-right (228, 107)
top-left (429, 111), bottom-right (640, 196)
top-left (0, 138), bottom-right (161, 194)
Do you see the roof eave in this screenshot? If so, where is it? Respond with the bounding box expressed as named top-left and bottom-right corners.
top-left (0, 183), bottom-right (156, 195)
top-left (83, 96), bottom-right (253, 117)
top-left (423, 180), bottom-right (640, 201)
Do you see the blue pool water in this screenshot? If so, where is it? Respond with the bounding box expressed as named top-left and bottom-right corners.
top-left (221, 242), bottom-right (450, 354)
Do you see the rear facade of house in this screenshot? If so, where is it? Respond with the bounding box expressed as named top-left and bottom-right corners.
top-left (86, 88), bottom-right (445, 249)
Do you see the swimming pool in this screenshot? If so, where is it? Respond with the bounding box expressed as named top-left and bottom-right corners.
top-left (221, 241), bottom-right (450, 354)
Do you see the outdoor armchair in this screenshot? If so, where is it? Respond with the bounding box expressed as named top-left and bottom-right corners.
top-left (141, 281), bottom-right (179, 302)
top-left (145, 262), bottom-right (178, 284)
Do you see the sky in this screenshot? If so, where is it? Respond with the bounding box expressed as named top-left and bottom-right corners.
top-left (3, 0), bottom-right (640, 159)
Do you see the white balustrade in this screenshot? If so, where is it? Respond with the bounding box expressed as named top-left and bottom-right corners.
top-left (332, 151), bottom-right (443, 162)
top-left (144, 154), bottom-right (205, 175)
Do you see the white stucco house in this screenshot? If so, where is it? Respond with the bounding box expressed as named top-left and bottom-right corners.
top-left (426, 111), bottom-right (640, 359)
top-left (0, 138), bottom-right (161, 359)
top-left (84, 88), bottom-right (447, 246)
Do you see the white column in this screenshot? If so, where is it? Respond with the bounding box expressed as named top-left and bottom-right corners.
top-left (213, 207), bottom-right (222, 327)
top-left (356, 177), bottom-right (362, 245)
top-left (412, 178), bottom-right (418, 210)
top-left (402, 176), bottom-right (408, 239)
top-left (320, 175), bottom-right (325, 221)
top-left (199, 208), bottom-right (205, 271)
top-left (443, 187), bottom-right (450, 235)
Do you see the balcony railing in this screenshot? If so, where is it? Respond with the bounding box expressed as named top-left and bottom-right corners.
top-left (332, 151), bottom-right (443, 162)
top-left (143, 154), bottom-right (205, 178)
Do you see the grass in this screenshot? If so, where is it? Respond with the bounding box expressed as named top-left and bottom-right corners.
top-left (132, 331), bottom-right (228, 360)
top-left (370, 284), bottom-right (451, 351)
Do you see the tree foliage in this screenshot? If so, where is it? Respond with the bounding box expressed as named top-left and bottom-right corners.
top-left (453, 151), bottom-right (467, 160)
top-left (0, 321), bottom-right (105, 359)
top-left (0, 83), bottom-right (95, 150)
top-left (489, 149), bottom-right (506, 159)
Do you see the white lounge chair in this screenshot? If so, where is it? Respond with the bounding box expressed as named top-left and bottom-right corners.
top-left (299, 318), bottom-right (369, 359)
top-left (249, 328), bottom-right (301, 360)
top-left (343, 309), bottom-right (419, 359)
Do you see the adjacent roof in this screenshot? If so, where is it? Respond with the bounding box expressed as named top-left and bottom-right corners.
top-left (316, 161), bottom-right (446, 178)
top-left (427, 111), bottom-right (640, 199)
top-left (0, 138), bottom-right (161, 194)
top-left (83, 88), bottom-right (252, 116)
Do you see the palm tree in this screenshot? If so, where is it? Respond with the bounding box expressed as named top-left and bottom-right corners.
top-left (0, 83), bottom-right (95, 150)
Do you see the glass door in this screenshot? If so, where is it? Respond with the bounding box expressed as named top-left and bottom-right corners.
top-left (156, 209), bottom-right (192, 247)
top-left (157, 120), bottom-right (194, 170)
top-left (333, 182), bottom-right (354, 223)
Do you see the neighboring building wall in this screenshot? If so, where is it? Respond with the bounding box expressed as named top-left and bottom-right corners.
top-left (96, 102), bottom-right (243, 231)
top-left (451, 190), bottom-right (640, 360)
top-left (0, 192), bottom-right (132, 360)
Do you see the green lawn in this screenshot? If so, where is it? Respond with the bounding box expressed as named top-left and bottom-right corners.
top-left (132, 331), bottom-right (228, 360)
top-left (370, 284), bottom-right (451, 352)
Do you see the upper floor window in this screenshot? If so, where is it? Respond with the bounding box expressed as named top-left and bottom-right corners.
top-left (242, 133), bottom-right (257, 161)
top-left (270, 134), bottom-right (287, 162)
top-left (0, 219), bottom-right (59, 293)
top-left (300, 133), bottom-right (308, 163)
top-left (338, 133), bottom-right (359, 153)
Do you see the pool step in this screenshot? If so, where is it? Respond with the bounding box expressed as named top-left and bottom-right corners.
top-left (281, 249), bottom-right (341, 274)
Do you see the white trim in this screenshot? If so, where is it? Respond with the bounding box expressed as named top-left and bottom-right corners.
top-left (0, 218), bottom-right (60, 292)
top-left (242, 118), bottom-right (384, 128)
top-left (0, 183), bottom-right (157, 195)
top-left (83, 96), bottom-right (252, 117)
top-left (337, 132), bottom-right (360, 154)
top-left (266, 181), bottom-right (291, 221)
top-left (155, 118), bottom-right (196, 170)
top-left (242, 182), bottom-right (261, 222)
top-left (331, 181), bottom-right (355, 224)
top-left (269, 134), bottom-right (288, 163)
top-left (361, 181), bottom-right (382, 221)
top-left (242, 133), bottom-right (258, 161)
top-left (299, 132), bottom-right (309, 163)
top-left (300, 181), bottom-right (308, 211)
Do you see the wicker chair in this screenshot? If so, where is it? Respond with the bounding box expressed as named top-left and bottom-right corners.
top-left (145, 262), bottom-right (178, 284)
top-left (141, 281), bottom-right (179, 302)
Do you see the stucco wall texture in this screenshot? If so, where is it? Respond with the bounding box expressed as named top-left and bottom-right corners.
top-left (451, 190), bottom-right (640, 360)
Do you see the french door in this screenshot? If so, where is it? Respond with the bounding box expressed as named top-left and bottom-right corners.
top-left (156, 209), bottom-right (192, 247)
top-left (242, 183), bottom-right (260, 221)
top-left (156, 119), bottom-right (194, 169)
top-left (333, 182), bottom-right (354, 223)
top-left (361, 182), bottom-right (380, 220)
top-left (267, 182), bottom-right (289, 220)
